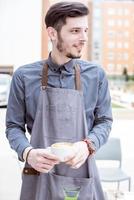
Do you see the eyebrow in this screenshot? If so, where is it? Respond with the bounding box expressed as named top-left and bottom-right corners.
top-left (71, 27), bottom-right (88, 30)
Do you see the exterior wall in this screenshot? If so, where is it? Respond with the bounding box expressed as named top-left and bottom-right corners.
top-left (0, 0), bottom-right (42, 70)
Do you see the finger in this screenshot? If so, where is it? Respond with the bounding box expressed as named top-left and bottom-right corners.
top-left (68, 158), bottom-right (85, 168)
top-left (39, 163), bottom-right (54, 170)
top-left (39, 157), bottom-right (59, 165)
top-left (71, 157), bottom-right (83, 167)
top-left (64, 154), bottom-right (76, 162)
top-left (38, 167), bottom-right (50, 173)
top-left (71, 159), bottom-right (85, 169)
top-left (36, 160), bottom-right (54, 169)
top-left (36, 163), bottom-right (54, 173)
top-left (65, 153), bottom-right (83, 165)
top-left (64, 150), bottom-right (77, 162)
top-left (38, 151), bottom-right (60, 161)
top-left (45, 159), bottom-right (59, 165)
top-left (34, 165), bottom-right (49, 173)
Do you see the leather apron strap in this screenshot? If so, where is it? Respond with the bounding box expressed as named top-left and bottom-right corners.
top-left (75, 64), bottom-right (81, 91)
top-left (41, 63), bottom-right (48, 88)
top-left (41, 63), bottom-right (81, 91)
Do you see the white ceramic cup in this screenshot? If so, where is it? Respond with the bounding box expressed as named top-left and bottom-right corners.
top-left (51, 142), bottom-right (74, 162)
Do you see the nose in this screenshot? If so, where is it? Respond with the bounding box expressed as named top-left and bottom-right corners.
top-left (80, 30), bottom-right (88, 42)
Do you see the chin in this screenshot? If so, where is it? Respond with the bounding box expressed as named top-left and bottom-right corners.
top-left (67, 53), bottom-right (81, 59)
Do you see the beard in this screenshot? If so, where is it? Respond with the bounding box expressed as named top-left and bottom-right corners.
top-left (66, 53), bottom-right (81, 59)
top-left (56, 32), bottom-right (82, 59)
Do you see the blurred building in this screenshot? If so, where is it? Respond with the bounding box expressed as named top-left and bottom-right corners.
top-left (91, 0), bottom-right (134, 75)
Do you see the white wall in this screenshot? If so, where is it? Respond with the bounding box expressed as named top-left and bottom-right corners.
top-left (0, 0), bottom-right (42, 70)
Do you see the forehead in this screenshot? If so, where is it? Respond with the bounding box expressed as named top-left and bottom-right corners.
top-left (62, 16), bottom-right (88, 29)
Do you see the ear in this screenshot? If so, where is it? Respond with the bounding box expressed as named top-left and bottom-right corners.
top-left (47, 27), bottom-right (57, 41)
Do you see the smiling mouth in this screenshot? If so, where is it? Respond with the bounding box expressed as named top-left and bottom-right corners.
top-left (73, 44), bottom-right (84, 51)
top-left (76, 46), bottom-right (83, 53)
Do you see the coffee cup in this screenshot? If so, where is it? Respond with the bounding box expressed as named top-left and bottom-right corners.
top-left (51, 142), bottom-right (74, 162)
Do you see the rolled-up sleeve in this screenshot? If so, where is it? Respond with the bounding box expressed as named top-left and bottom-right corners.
top-left (88, 69), bottom-right (113, 150)
top-left (5, 69), bottom-right (31, 161)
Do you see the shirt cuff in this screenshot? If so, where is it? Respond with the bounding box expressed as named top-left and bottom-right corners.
top-left (87, 134), bottom-right (100, 151)
top-left (18, 144), bottom-right (32, 162)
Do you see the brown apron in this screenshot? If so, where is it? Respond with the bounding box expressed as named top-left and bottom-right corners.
top-left (20, 64), bottom-right (105, 200)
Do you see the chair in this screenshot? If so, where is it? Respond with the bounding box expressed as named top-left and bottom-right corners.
top-left (95, 137), bottom-right (131, 191)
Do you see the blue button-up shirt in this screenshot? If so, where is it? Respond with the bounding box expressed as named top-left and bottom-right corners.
top-left (6, 55), bottom-right (113, 161)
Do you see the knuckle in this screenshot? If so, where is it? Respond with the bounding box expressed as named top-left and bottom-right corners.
top-left (48, 160), bottom-right (54, 166)
top-left (36, 163), bottom-right (41, 168)
top-left (36, 157), bottom-right (41, 163)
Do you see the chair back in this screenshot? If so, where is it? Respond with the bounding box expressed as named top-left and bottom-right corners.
top-left (95, 137), bottom-right (122, 166)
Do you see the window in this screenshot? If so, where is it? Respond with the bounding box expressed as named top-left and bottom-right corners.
top-left (118, 32), bottom-right (123, 38)
top-left (124, 42), bottom-right (129, 49)
top-left (108, 52), bottom-right (114, 60)
top-left (123, 53), bottom-right (129, 60)
top-left (117, 9), bottom-right (123, 16)
top-left (108, 42), bottom-right (115, 49)
top-left (107, 8), bottom-right (115, 15)
top-left (117, 42), bottom-right (123, 48)
top-left (117, 20), bottom-right (123, 27)
top-left (93, 52), bottom-right (100, 60)
top-left (108, 20), bottom-right (115, 27)
top-left (124, 9), bottom-right (129, 15)
top-left (124, 20), bottom-right (129, 27)
top-left (124, 32), bottom-right (129, 37)
top-left (117, 64), bottom-right (122, 70)
top-left (117, 53), bottom-right (122, 60)
top-left (107, 63), bottom-right (114, 71)
top-left (94, 41), bottom-right (99, 49)
top-left (108, 30), bottom-right (115, 38)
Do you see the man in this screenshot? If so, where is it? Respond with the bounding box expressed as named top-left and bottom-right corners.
top-left (6, 1), bottom-right (113, 200)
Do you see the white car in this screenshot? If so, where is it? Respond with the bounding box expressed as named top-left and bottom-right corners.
top-left (0, 74), bottom-right (12, 106)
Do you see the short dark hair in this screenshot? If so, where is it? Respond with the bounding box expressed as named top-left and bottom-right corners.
top-left (45, 1), bottom-right (89, 31)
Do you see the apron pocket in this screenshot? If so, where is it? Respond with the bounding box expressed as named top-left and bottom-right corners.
top-left (47, 172), bottom-right (94, 200)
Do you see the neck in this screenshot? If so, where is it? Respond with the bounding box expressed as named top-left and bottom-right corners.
top-left (51, 51), bottom-right (71, 65)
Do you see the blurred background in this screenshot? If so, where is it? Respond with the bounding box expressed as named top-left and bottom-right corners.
top-left (0, 0), bottom-right (134, 199)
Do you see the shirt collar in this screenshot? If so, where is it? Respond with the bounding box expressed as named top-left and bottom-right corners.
top-left (46, 53), bottom-right (76, 73)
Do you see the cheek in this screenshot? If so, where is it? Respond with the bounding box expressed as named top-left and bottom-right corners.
top-left (60, 36), bottom-right (78, 51)
top-left (62, 40), bottom-right (72, 49)
top-left (62, 34), bottom-right (76, 45)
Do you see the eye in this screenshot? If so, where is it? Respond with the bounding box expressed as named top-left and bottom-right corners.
top-left (71, 29), bottom-right (80, 33)
top-left (85, 29), bottom-right (88, 33)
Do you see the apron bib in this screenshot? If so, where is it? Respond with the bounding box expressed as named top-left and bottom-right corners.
top-left (20, 64), bottom-right (105, 200)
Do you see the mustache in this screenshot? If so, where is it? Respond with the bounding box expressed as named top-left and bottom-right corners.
top-left (73, 42), bottom-right (85, 47)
